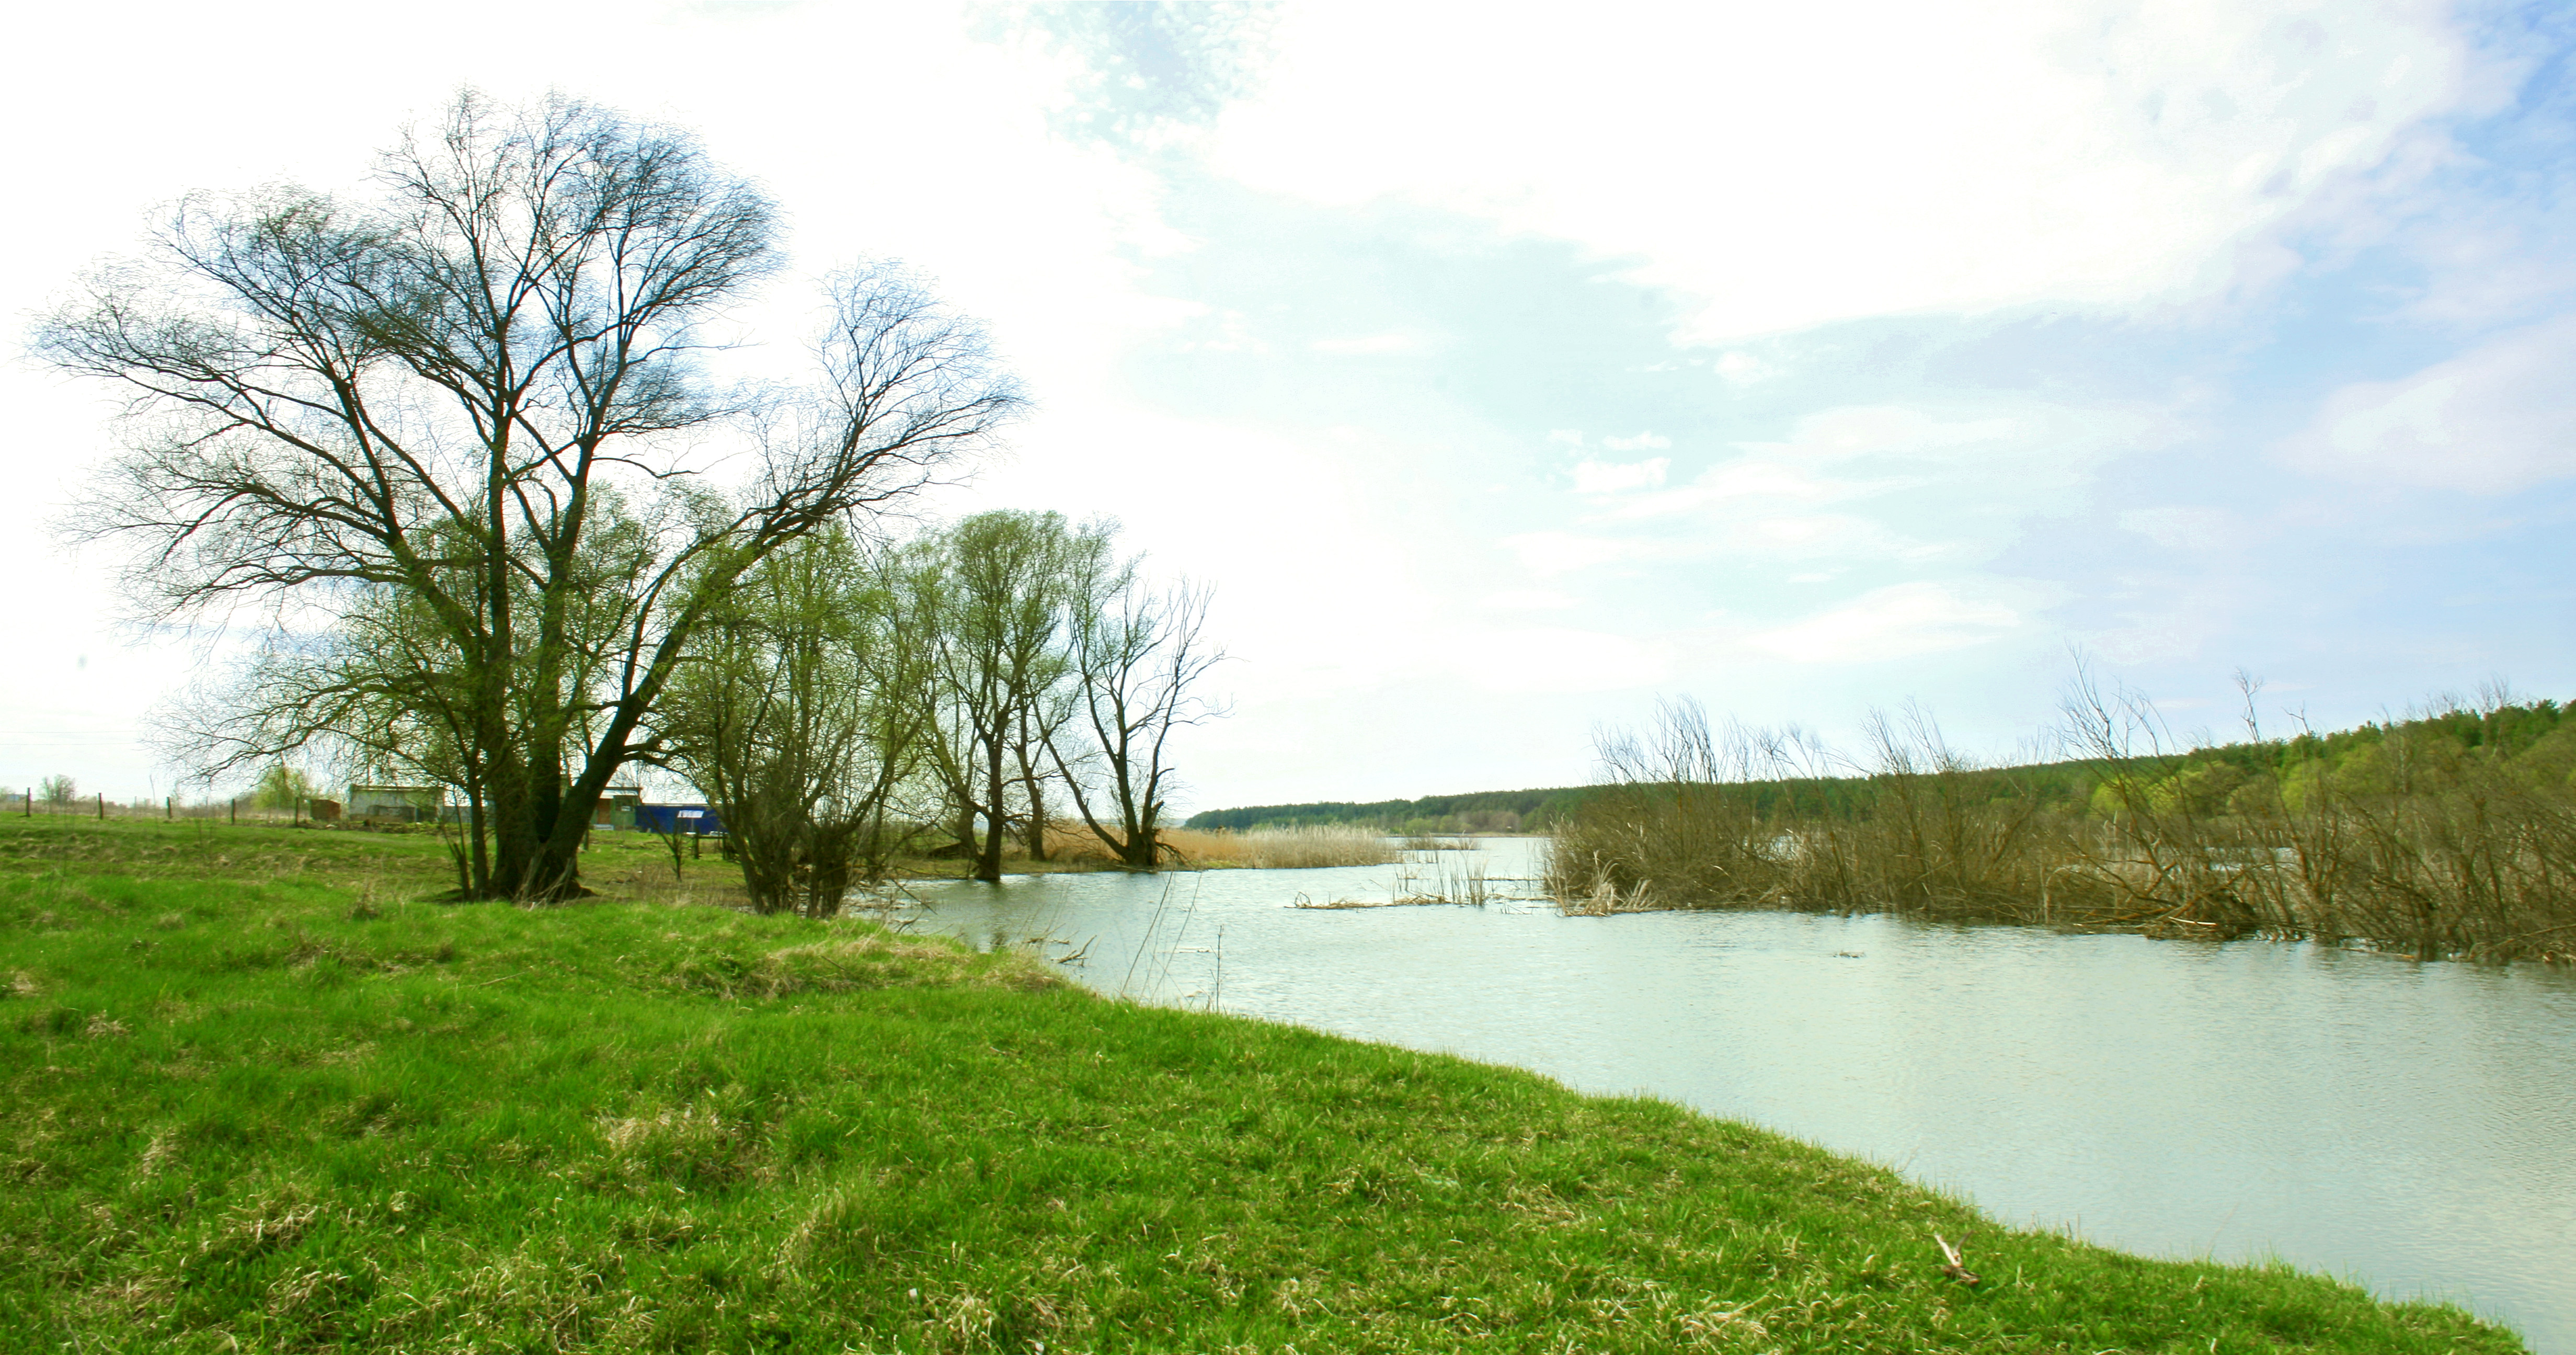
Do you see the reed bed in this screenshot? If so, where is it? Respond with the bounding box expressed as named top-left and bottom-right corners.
top-left (1157, 824), bottom-right (1401, 869)
top-left (1548, 691), bottom-right (2576, 962)
top-left (906, 823), bottom-right (1400, 873)
top-left (1033, 820), bottom-right (1122, 863)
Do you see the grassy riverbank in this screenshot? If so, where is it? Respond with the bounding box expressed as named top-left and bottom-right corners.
top-left (0, 818), bottom-right (2526, 1351)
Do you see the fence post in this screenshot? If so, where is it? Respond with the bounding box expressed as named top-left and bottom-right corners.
top-left (97, 792), bottom-right (105, 822)
top-left (166, 796), bottom-right (173, 821)
top-left (230, 798), bottom-right (237, 825)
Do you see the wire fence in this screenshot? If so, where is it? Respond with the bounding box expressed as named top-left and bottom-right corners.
top-left (5, 786), bottom-right (314, 825)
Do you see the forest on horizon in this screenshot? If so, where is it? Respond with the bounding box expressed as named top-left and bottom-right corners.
top-left (1185, 693), bottom-right (2576, 835)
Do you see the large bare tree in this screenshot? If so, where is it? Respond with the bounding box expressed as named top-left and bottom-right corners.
top-left (38, 92), bottom-right (1019, 899)
top-left (665, 526), bottom-right (934, 917)
top-left (1050, 544), bottom-right (1225, 869)
top-left (910, 511), bottom-right (1080, 883)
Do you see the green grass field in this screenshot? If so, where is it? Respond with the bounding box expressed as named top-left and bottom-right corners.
top-left (0, 817), bottom-right (2527, 1352)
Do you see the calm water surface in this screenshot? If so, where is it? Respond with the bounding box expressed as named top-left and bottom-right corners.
top-left (904, 838), bottom-right (2576, 1352)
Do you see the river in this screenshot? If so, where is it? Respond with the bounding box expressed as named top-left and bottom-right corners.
top-left (901, 837), bottom-right (2576, 1352)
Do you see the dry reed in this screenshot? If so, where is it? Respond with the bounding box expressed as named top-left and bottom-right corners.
top-left (1159, 825), bottom-right (1401, 869)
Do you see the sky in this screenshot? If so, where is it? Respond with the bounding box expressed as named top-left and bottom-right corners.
top-left (5, 1), bottom-right (2574, 812)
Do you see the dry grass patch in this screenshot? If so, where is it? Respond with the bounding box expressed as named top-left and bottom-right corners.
top-left (1161, 825), bottom-right (1400, 869)
top-left (667, 931), bottom-right (1065, 999)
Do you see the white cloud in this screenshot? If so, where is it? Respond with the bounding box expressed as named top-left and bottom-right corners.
top-left (2080, 620), bottom-right (2206, 665)
top-left (1714, 351), bottom-right (1781, 385)
top-left (1748, 583), bottom-right (2030, 663)
top-left (1309, 330), bottom-right (1437, 356)
top-left (1503, 530), bottom-right (1646, 577)
top-left (2377, 189), bottom-right (2576, 329)
top-left (1572, 458), bottom-right (1669, 495)
top-left (1601, 431), bottom-right (1673, 451)
top-left (1210, 2), bottom-right (2482, 341)
top-left (1611, 459), bottom-right (1887, 518)
top-left (1537, 401), bottom-right (2163, 572)
top-left (1463, 627), bottom-right (1669, 693)
top-left (1482, 588), bottom-right (1579, 611)
top-left (2119, 506), bottom-right (2237, 551)
top-left (1741, 406), bottom-right (2033, 464)
top-left (2279, 314), bottom-right (2576, 493)
top-left (1736, 515), bottom-right (1941, 563)
top-left (1172, 306), bottom-right (1267, 353)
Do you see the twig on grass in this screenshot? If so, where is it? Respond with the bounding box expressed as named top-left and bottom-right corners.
top-left (1935, 1231), bottom-right (1980, 1285)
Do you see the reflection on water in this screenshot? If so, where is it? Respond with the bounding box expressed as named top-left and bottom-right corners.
top-left (903, 837), bottom-right (2576, 1352)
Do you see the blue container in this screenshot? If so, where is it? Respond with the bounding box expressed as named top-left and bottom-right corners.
top-left (635, 803), bottom-right (725, 835)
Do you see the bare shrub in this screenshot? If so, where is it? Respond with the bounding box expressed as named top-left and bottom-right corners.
top-left (1549, 697), bottom-right (2074, 924)
top-left (1550, 678), bottom-right (2576, 961)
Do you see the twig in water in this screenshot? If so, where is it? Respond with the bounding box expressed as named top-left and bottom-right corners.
top-left (1150, 872), bottom-right (1208, 994)
top-left (1121, 875), bottom-right (1181, 995)
top-left (1208, 924), bottom-right (1223, 1010)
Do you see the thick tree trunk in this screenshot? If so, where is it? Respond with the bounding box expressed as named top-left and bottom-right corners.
top-left (525, 836), bottom-right (586, 902)
top-left (479, 758), bottom-right (594, 902)
top-left (485, 757), bottom-right (539, 899)
top-left (975, 739), bottom-right (1009, 882)
top-left (1014, 710), bottom-right (1051, 862)
top-left (974, 806), bottom-right (1006, 881)
top-left (465, 785), bottom-right (490, 896)
top-left (1024, 776), bottom-right (1050, 861)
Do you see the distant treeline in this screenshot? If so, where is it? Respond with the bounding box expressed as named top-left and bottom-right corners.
top-left (1192, 698), bottom-right (2576, 838)
top-left (1184, 787), bottom-right (1608, 834)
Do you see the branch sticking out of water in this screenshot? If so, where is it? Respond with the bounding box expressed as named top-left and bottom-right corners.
top-left (1291, 859), bottom-right (1541, 909)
